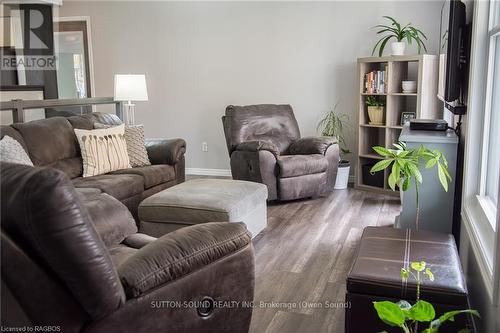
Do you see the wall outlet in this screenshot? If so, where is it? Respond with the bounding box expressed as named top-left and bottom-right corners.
top-left (202, 142), bottom-right (208, 152)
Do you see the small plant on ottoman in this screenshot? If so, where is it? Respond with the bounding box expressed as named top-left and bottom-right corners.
top-left (373, 260), bottom-right (479, 333)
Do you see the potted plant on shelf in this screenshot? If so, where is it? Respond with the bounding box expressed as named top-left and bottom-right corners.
top-left (317, 104), bottom-right (351, 189)
top-left (372, 16), bottom-right (428, 56)
top-left (369, 142), bottom-right (451, 230)
top-left (366, 96), bottom-right (385, 125)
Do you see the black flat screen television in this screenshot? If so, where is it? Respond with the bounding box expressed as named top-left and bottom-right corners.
top-left (438, 0), bottom-right (467, 104)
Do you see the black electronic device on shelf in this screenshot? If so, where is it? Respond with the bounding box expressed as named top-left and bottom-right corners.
top-left (409, 119), bottom-right (449, 131)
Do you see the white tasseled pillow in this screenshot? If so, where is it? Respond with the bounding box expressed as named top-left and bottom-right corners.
top-left (74, 124), bottom-right (131, 177)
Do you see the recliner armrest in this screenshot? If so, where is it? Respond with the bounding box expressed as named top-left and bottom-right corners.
top-left (233, 140), bottom-right (279, 157)
top-left (288, 136), bottom-right (337, 155)
top-left (118, 222), bottom-right (251, 298)
top-left (145, 138), bottom-right (186, 165)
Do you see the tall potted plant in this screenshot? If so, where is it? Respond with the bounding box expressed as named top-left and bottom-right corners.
top-left (370, 142), bottom-right (451, 230)
top-left (372, 16), bottom-right (428, 56)
top-left (317, 104), bottom-right (351, 189)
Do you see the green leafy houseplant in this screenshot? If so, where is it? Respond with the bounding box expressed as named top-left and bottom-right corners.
top-left (366, 97), bottom-right (385, 125)
top-left (373, 260), bottom-right (479, 333)
top-left (366, 96), bottom-right (385, 107)
top-left (317, 103), bottom-right (351, 160)
top-left (370, 142), bottom-right (451, 230)
top-left (372, 16), bottom-right (428, 57)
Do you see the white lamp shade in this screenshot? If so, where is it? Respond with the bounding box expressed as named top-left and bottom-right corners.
top-left (114, 74), bottom-right (148, 101)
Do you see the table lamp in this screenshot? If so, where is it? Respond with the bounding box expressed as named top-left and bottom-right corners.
top-left (114, 74), bottom-right (148, 125)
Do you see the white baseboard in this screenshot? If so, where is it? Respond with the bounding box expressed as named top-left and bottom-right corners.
top-left (186, 168), bottom-right (232, 177)
top-left (186, 169), bottom-right (355, 181)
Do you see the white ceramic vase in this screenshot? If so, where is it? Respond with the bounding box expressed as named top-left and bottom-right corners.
top-left (391, 42), bottom-right (406, 56)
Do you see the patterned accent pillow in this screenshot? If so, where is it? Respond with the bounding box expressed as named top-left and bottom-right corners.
top-left (124, 125), bottom-right (151, 167)
top-left (0, 135), bottom-right (34, 166)
top-left (74, 124), bottom-right (131, 177)
top-left (94, 123), bottom-right (151, 167)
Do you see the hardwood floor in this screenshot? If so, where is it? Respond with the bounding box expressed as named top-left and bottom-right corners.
top-left (185, 175), bottom-right (400, 332)
top-left (250, 188), bottom-right (401, 333)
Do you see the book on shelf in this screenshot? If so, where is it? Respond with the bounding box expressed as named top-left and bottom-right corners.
top-left (364, 65), bottom-right (388, 94)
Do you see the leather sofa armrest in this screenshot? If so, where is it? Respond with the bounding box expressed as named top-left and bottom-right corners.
top-left (234, 140), bottom-right (279, 157)
top-left (288, 136), bottom-right (337, 155)
top-left (145, 138), bottom-right (186, 165)
top-left (118, 222), bottom-right (251, 298)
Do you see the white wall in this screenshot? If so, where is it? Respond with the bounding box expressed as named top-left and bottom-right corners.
top-left (58, 1), bottom-right (443, 172)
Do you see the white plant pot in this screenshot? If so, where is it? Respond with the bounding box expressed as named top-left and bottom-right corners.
top-left (391, 42), bottom-right (406, 56)
top-left (334, 163), bottom-right (350, 190)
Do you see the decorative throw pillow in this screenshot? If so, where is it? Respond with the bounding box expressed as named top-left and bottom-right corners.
top-left (94, 123), bottom-right (151, 167)
top-left (74, 124), bottom-right (131, 177)
top-left (0, 135), bottom-right (34, 166)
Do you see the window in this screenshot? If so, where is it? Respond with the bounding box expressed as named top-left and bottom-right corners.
top-left (462, 0), bottom-right (500, 301)
top-left (478, 2), bottom-right (500, 226)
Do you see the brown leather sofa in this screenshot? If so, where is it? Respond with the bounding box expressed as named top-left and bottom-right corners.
top-left (1, 162), bottom-right (255, 332)
top-left (0, 112), bottom-right (185, 219)
top-left (222, 104), bottom-right (340, 200)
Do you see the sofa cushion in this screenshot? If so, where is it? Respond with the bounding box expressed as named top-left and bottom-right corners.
top-left (76, 190), bottom-right (138, 248)
top-left (12, 117), bottom-right (78, 166)
top-left (0, 162), bottom-right (125, 319)
top-left (110, 165), bottom-right (175, 189)
top-left (72, 174), bottom-right (144, 200)
top-left (224, 104), bottom-right (301, 155)
top-left (118, 222), bottom-right (251, 298)
top-left (277, 154), bottom-right (328, 178)
top-left (47, 157), bottom-right (83, 179)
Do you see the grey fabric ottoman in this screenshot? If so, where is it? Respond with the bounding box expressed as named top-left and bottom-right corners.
top-left (138, 179), bottom-right (268, 238)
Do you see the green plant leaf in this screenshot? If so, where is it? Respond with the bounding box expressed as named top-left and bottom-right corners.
top-left (379, 35), bottom-right (394, 57)
top-left (388, 170), bottom-right (397, 191)
top-left (437, 164), bottom-right (449, 192)
top-left (372, 146), bottom-right (392, 157)
top-left (424, 267), bottom-right (435, 281)
top-left (430, 309), bottom-right (480, 331)
top-left (425, 158), bottom-right (437, 169)
top-left (406, 300), bottom-right (435, 322)
top-left (407, 162), bottom-right (423, 184)
top-left (370, 159), bottom-right (393, 173)
top-left (411, 261), bottom-right (426, 272)
top-left (422, 329), bottom-right (437, 333)
top-left (373, 301), bottom-right (406, 327)
top-left (402, 176), bottom-right (411, 191)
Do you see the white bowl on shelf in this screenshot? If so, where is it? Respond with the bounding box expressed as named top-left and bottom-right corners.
top-left (402, 81), bottom-right (417, 93)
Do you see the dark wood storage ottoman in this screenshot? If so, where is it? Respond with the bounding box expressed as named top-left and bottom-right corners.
top-left (345, 227), bottom-right (471, 333)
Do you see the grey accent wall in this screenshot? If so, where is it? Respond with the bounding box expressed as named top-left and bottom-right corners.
top-left (58, 1), bottom-right (443, 170)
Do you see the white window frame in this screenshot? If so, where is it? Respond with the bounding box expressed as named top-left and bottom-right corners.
top-left (477, 1), bottom-right (500, 229)
top-left (462, 0), bottom-right (500, 304)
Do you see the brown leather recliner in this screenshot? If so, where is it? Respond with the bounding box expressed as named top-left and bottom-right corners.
top-left (222, 104), bottom-right (340, 201)
top-left (0, 162), bottom-right (255, 333)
